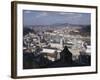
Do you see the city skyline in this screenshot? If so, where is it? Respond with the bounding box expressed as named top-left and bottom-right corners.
top-left (23, 10), bottom-right (91, 69)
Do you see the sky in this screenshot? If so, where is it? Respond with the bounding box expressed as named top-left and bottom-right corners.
top-left (23, 10), bottom-right (91, 26)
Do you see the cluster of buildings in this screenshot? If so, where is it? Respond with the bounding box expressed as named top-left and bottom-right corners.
top-left (23, 26), bottom-right (91, 62)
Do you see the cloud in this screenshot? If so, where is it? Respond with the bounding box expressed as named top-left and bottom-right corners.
top-left (36, 12), bottom-right (48, 18)
top-left (59, 12), bottom-right (83, 17)
top-left (58, 12), bottom-right (83, 20)
top-left (24, 10), bottom-right (32, 13)
top-left (59, 12), bottom-right (76, 15)
top-left (59, 12), bottom-right (67, 15)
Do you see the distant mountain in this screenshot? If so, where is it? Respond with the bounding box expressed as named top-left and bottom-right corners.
top-left (24, 22), bottom-right (90, 28)
top-left (23, 23), bottom-right (91, 33)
